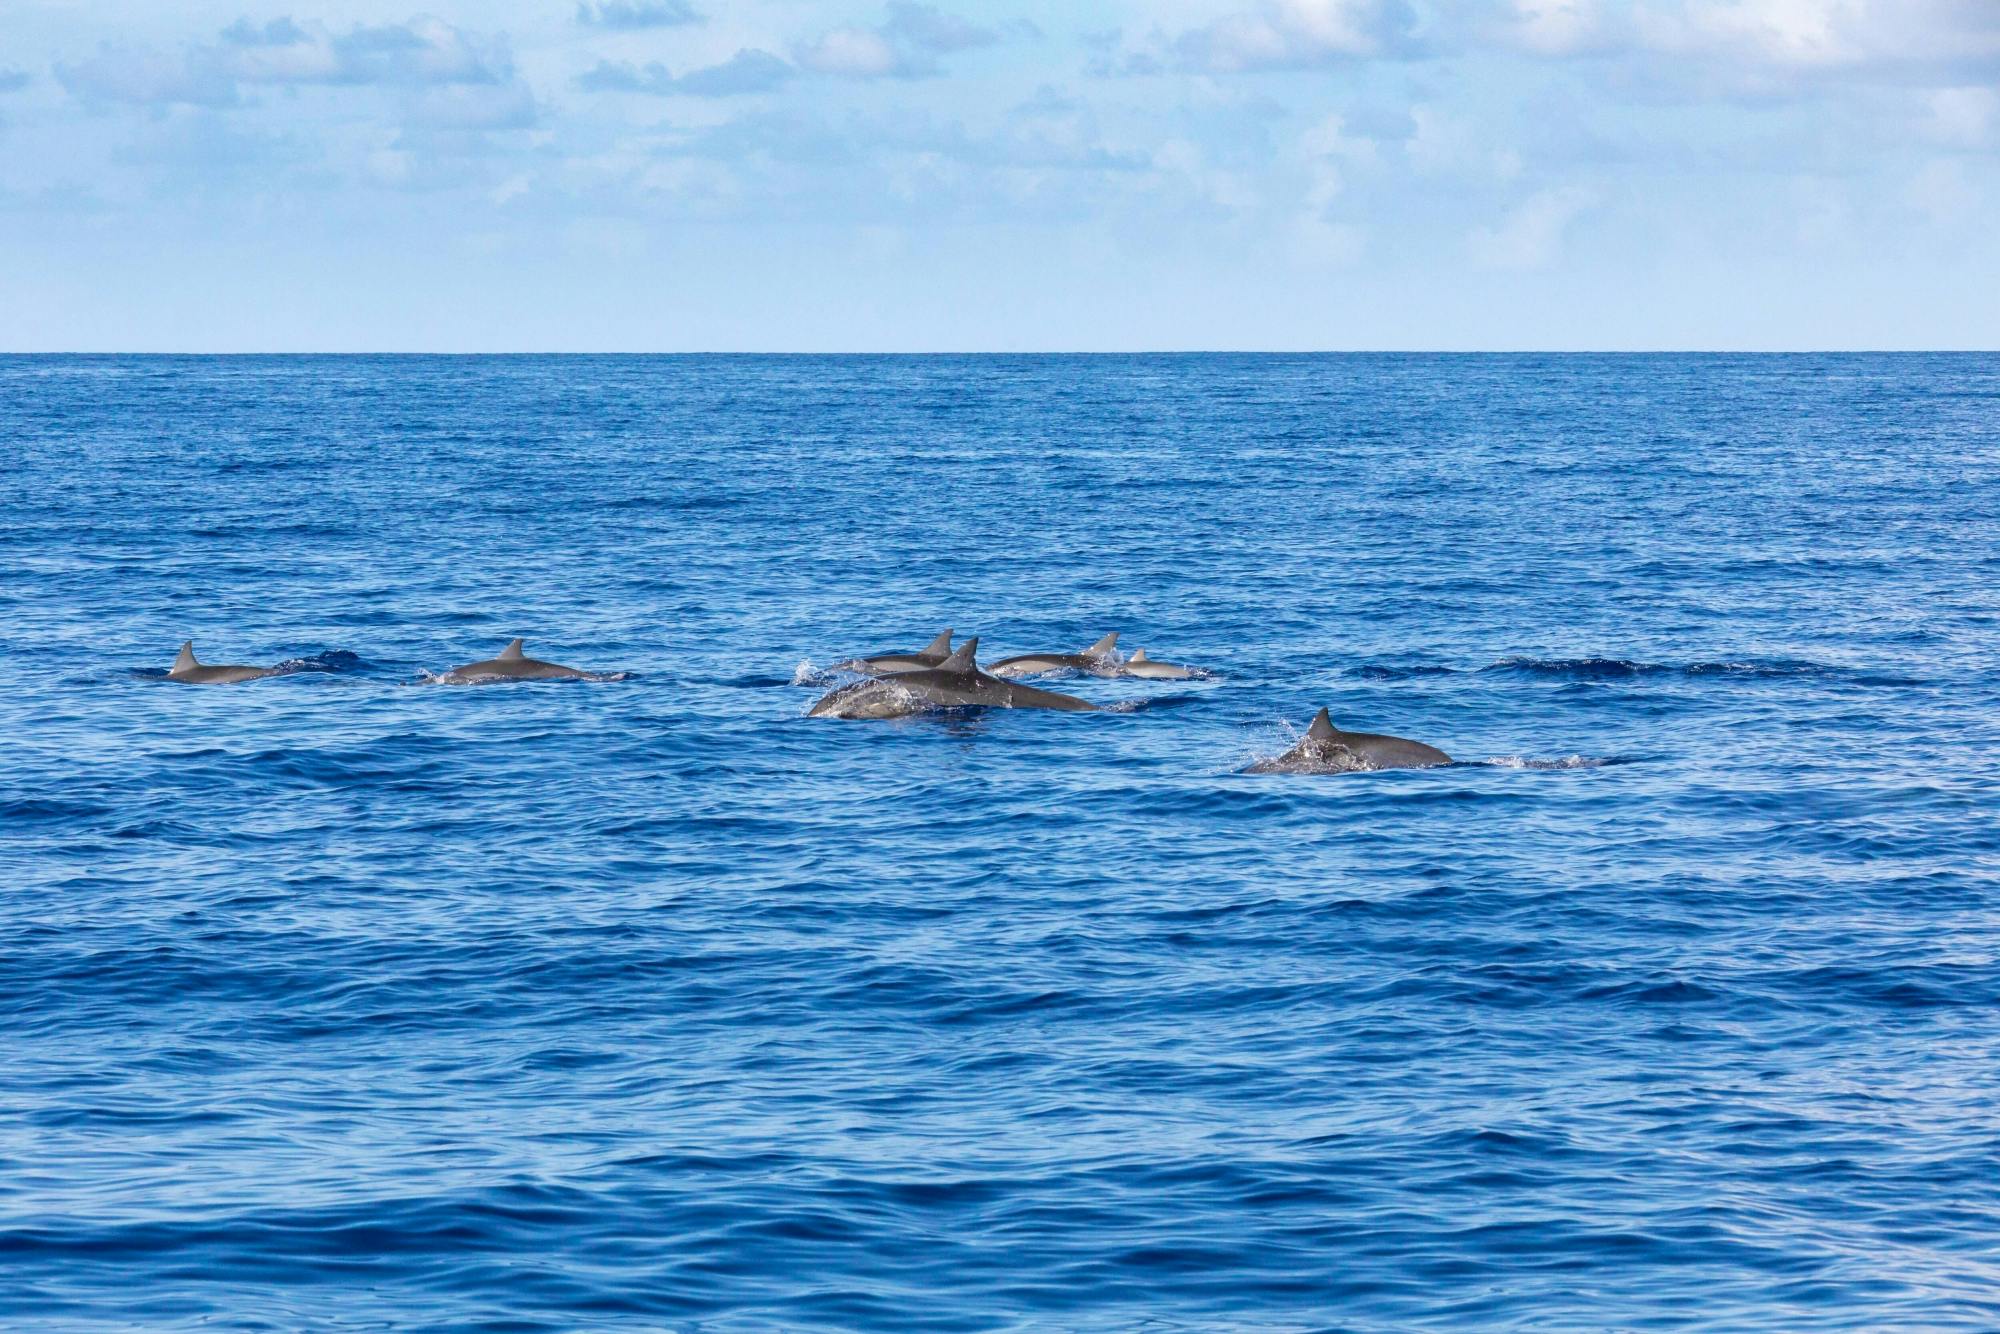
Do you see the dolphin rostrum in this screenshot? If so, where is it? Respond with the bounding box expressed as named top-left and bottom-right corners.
top-left (443, 638), bottom-right (598, 683)
top-left (166, 641), bottom-right (284, 685)
top-left (1120, 649), bottom-right (1196, 680)
top-left (830, 628), bottom-right (956, 675)
top-left (987, 632), bottom-right (1122, 679)
top-left (808, 638), bottom-right (1100, 719)
top-left (1246, 708), bottom-right (1451, 774)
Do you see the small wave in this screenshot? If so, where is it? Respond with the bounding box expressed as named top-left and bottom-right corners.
top-left (1353, 664), bottom-right (1460, 680)
top-left (1102, 693), bottom-right (1206, 714)
top-left (1487, 657), bottom-right (1832, 680)
top-left (992, 664), bottom-right (1086, 681)
top-left (1483, 755), bottom-right (1629, 770)
top-left (267, 650), bottom-right (369, 676)
top-left (1, 797), bottom-right (111, 822)
top-left (603, 493), bottom-right (740, 511)
top-left (1488, 657), bottom-right (1658, 679)
top-left (793, 658), bottom-right (834, 687)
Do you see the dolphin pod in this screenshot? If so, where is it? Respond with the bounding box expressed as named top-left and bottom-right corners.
top-left (808, 639), bottom-right (1099, 719)
top-left (158, 628), bottom-right (1460, 776)
top-left (987, 633), bottom-right (1124, 679)
top-left (961, 633), bottom-right (1208, 683)
top-left (163, 638), bottom-right (606, 686)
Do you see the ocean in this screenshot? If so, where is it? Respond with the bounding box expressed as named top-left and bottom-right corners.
top-left (3, 353), bottom-right (1997, 1329)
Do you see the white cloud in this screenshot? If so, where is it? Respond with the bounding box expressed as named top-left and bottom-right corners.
top-left (57, 17), bottom-right (525, 109)
top-left (1484, 0), bottom-right (1622, 57)
top-left (578, 50), bottom-right (795, 98)
top-left (217, 17), bottom-right (512, 89)
top-left (574, 1), bottom-right (701, 30)
top-left (1171, 0), bottom-right (1421, 72)
top-left (1633, 0), bottom-right (2000, 81)
top-left (1297, 114), bottom-right (1376, 217)
top-left (797, 28), bottom-right (906, 78)
top-left (1464, 0), bottom-right (2000, 93)
top-left (1469, 185), bottom-right (1597, 268)
top-left (795, 4), bottom-right (999, 80)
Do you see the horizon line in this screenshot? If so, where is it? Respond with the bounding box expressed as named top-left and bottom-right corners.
top-left (3, 348), bottom-right (1996, 357)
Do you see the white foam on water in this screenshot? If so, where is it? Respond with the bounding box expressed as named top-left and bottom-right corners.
top-left (1485, 754), bottom-right (1616, 770)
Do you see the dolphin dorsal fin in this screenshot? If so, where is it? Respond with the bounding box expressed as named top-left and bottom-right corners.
top-left (1084, 632), bottom-right (1118, 656)
top-left (1131, 649), bottom-right (1149, 662)
top-left (922, 629), bottom-right (953, 656)
top-left (1306, 708), bottom-right (1339, 743)
top-left (499, 638), bottom-right (526, 661)
top-left (174, 641), bottom-right (198, 672)
top-left (939, 637), bottom-right (979, 673)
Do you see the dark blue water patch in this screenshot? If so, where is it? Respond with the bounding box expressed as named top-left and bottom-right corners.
top-left (0, 797), bottom-right (112, 823)
top-left (1484, 657), bottom-right (1847, 680)
top-left (272, 650), bottom-right (371, 674)
top-left (1353, 663), bottom-right (1462, 680)
top-left (1101, 691), bottom-right (1208, 713)
top-left (3, 353), bottom-right (1999, 1331)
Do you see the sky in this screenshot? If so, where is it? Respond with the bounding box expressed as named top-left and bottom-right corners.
top-left (1, 0), bottom-right (1996, 350)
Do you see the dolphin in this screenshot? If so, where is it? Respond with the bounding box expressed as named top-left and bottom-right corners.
top-left (1120, 649), bottom-right (1196, 680)
top-left (166, 641), bottom-right (284, 685)
top-left (987, 633), bottom-right (1122, 679)
top-left (1246, 708), bottom-right (1451, 774)
top-left (808, 638), bottom-right (1100, 719)
top-left (829, 628), bottom-right (956, 676)
top-left (443, 638), bottom-right (597, 683)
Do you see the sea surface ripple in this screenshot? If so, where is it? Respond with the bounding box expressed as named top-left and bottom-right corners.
top-left (3, 353), bottom-right (1999, 1330)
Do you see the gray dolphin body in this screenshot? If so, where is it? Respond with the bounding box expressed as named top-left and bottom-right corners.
top-left (1247, 708), bottom-right (1451, 774)
top-left (808, 638), bottom-right (1099, 719)
top-left (167, 641), bottom-right (283, 685)
top-left (988, 633), bottom-right (1122, 679)
top-left (830, 628), bottom-right (956, 676)
top-left (1120, 649), bottom-right (1196, 680)
top-left (445, 638), bottom-right (595, 682)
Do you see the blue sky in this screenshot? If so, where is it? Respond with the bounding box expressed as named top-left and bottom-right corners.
top-left (2, 1), bottom-right (1996, 350)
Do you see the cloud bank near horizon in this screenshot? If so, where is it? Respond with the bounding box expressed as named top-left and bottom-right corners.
top-left (3, 0), bottom-right (1995, 349)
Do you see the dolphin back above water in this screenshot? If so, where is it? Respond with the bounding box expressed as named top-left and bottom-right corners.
top-left (444, 638), bottom-right (595, 683)
top-left (988, 633), bottom-right (1122, 679)
top-left (808, 638), bottom-right (1100, 719)
top-left (1247, 708), bottom-right (1452, 774)
top-left (832, 628), bottom-right (956, 675)
top-left (1121, 649), bottom-right (1196, 680)
top-left (167, 641), bottom-right (283, 685)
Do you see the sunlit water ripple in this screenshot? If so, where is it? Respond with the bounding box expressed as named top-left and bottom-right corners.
top-left (3, 353), bottom-right (1998, 1330)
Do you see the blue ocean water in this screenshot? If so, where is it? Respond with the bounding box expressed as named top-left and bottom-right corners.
top-left (2, 353), bottom-right (1998, 1330)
